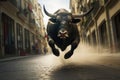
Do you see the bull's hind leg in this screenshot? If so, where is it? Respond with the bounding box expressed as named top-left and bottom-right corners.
top-left (48, 37), bottom-right (60, 56)
top-left (64, 39), bottom-right (80, 59)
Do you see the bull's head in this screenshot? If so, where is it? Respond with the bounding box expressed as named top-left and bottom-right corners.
top-left (43, 5), bottom-right (93, 39)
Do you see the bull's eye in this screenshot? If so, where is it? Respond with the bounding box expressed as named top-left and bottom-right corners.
top-left (56, 16), bottom-right (61, 20)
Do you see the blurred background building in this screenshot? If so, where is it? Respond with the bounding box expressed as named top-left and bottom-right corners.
top-left (70, 0), bottom-right (120, 53)
top-left (0, 0), bottom-right (48, 57)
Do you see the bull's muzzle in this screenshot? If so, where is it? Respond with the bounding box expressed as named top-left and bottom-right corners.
top-left (57, 29), bottom-right (69, 39)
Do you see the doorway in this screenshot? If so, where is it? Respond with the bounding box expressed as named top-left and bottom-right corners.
top-left (114, 11), bottom-right (120, 50)
top-left (1, 13), bottom-right (15, 55)
top-left (99, 21), bottom-right (108, 47)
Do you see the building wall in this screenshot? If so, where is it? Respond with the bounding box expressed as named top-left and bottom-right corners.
top-left (0, 0), bottom-right (46, 57)
top-left (70, 0), bottom-right (120, 53)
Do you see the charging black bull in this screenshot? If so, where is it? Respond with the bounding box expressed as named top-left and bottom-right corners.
top-left (43, 6), bottom-right (93, 59)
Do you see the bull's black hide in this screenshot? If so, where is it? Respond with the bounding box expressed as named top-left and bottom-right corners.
top-left (43, 6), bottom-right (93, 59)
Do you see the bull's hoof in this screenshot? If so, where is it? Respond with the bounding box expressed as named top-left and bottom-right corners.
top-left (52, 49), bottom-right (60, 56)
top-left (64, 51), bottom-right (73, 59)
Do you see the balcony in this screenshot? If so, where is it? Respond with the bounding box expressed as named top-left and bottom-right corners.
top-left (81, 7), bottom-right (92, 28)
top-left (29, 19), bottom-right (36, 28)
top-left (0, 0), bottom-right (18, 12)
top-left (17, 9), bottom-right (28, 22)
top-left (84, 15), bottom-right (92, 28)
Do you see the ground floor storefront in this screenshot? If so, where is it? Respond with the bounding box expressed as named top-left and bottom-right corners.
top-left (0, 10), bottom-right (44, 57)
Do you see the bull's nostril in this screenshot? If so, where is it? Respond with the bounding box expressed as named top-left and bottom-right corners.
top-left (57, 31), bottom-right (69, 39)
top-left (59, 30), bottom-right (67, 34)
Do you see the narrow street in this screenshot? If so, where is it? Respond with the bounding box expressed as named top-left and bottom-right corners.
top-left (0, 0), bottom-right (120, 80)
top-left (0, 45), bottom-right (120, 80)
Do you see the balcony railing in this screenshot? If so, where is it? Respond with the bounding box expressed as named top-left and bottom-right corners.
top-left (81, 6), bottom-right (92, 28)
top-left (8, 0), bottom-right (17, 7)
top-left (17, 9), bottom-right (28, 21)
top-left (0, 0), bottom-right (17, 7)
top-left (84, 15), bottom-right (92, 28)
top-left (0, 0), bottom-right (18, 12)
top-left (29, 18), bottom-right (36, 28)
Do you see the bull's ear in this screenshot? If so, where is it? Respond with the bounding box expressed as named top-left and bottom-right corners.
top-left (49, 18), bottom-right (56, 23)
top-left (72, 19), bottom-right (81, 23)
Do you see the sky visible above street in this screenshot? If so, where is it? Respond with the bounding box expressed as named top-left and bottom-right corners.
top-left (38, 0), bottom-right (70, 27)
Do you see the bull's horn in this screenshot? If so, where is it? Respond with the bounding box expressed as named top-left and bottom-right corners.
top-left (73, 7), bottom-right (94, 18)
top-left (43, 5), bottom-right (55, 18)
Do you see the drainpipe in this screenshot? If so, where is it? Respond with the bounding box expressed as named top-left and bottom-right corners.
top-left (14, 21), bottom-right (17, 55)
top-left (0, 9), bottom-right (4, 56)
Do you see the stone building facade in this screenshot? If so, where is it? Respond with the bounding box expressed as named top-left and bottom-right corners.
top-left (0, 0), bottom-right (46, 57)
top-left (70, 0), bottom-right (120, 53)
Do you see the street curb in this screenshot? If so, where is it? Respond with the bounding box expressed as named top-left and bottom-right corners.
top-left (0, 56), bottom-right (29, 62)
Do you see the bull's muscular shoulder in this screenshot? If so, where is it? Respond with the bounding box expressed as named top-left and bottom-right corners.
top-left (47, 21), bottom-right (59, 34)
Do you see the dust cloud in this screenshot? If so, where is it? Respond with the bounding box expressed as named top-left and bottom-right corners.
top-left (57, 43), bottom-right (112, 67)
top-left (40, 43), bottom-right (118, 69)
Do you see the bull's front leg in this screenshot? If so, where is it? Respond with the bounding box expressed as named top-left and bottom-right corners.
top-left (48, 36), bottom-right (60, 56)
top-left (64, 38), bottom-right (80, 59)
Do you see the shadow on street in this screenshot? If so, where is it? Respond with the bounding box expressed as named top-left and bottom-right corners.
top-left (50, 63), bottom-right (120, 80)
